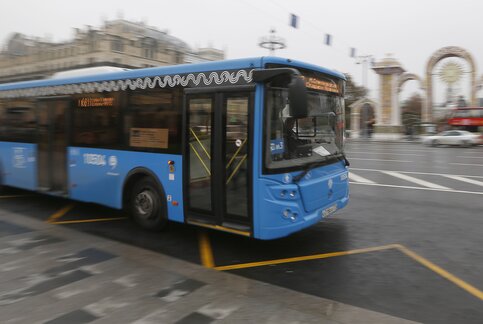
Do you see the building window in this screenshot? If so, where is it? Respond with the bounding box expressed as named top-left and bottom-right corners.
top-left (111, 36), bottom-right (124, 53)
top-left (142, 38), bottom-right (157, 59)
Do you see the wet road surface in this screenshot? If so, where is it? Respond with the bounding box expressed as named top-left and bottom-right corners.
top-left (1, 141), bottom-right (482, 323)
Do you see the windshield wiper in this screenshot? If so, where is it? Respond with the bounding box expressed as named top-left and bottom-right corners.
top-left (292, 153), bottom-right (349, 184)
top-left (293, 159), bottom-right (327, 184)
top-left (336, 152), bottom-right (350, 167)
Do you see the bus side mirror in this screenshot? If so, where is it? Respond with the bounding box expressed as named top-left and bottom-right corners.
top-left (288, 74), bottom-right (307, 118)
top-left (253, 68), bottom-right (308, 117)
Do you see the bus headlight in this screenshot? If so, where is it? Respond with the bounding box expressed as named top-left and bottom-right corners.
top-left (282, 209), bottom-right (298, 222)
top-left (283, 209), bottom-right (291, 218)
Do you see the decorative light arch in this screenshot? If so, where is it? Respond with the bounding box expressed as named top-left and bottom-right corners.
top-left (397, 72), bottom-right (426, 122)
top-left (349, 97), bottom-right (377, 138)
top-left (425, 46), bottom-right (477, 122)
top-left (398, 73), bottom-right (424, 93)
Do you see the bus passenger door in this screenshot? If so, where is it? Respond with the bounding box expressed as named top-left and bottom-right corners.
top-left (185, 94), bottom-right (215, 221)
top-left (37, 97), bottom-right (69, 194)
top-left (185, 91), bottom-right (252, 232)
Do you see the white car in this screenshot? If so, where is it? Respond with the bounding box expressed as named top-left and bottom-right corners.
top-left (422, 130), bottom-right (481, 147)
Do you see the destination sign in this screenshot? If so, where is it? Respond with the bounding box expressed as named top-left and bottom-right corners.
top-left (78, 97), bottom-right (114, 108)
top-left (303, 77), bottom-right (339, 94)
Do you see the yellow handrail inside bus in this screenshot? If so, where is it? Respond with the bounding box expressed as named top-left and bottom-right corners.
top-left (226, 154), bottom-right (247, 185)
top-left (189, 143), bottom-right (211, 176)
top-left (190, 128), bottom-right (211, 160)
top-left (226, 138), bottom-right (247, 170)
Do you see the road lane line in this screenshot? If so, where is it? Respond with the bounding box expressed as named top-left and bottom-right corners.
top-left (349, 172), bottom-right (375, 184)
top-left (350, 182), bottom-right (483, 195)
top-left (198, 231), bottom-right (215, 268)
top-left (46, 203), bottom-right (76, 223)
top-left (440, 175), bottom-right (483, 187)
top-left (347, 151), bottom-right (423, 156)
top-left (350, 167), bottom-right (483, 179)
top-left (50, 217), bottom-right (127, 225)
top-left (381, 171), bottom-right (450, 190)
top-left (395, 244), bottom-right (483, 301)
top-left (349, 158), bottom-right (412, 163)
top-left (450, 163), bottom-right (483, 167)
top-left (214, 244), bottom-right (398, 271)
top-left (347, 147), bottom-right (438, 152)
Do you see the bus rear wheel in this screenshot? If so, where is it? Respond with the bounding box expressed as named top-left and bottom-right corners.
top-left (130, 177), bottom-right (167, 230)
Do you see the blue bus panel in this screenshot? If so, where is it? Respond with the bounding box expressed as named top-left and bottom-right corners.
top-left (68, 147), bottom-right (184, 223)
top-left (0, 142), bottom-right (37, 190)
top-left (255, 161), bottom-right (349, 240)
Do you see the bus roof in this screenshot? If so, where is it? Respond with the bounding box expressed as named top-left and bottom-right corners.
top-left (0, 57), bottom-right (345, 92)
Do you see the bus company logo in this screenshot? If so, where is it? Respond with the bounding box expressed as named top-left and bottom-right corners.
top-left (108, 156), bottom-right (118, 170)
top-left (70, 148), bottom-right (80, 156)
top-left (328, 178), bottom-right (334, 190)
top-left (83, 153), bottom-right (107, 166)
top-left (283, 173), bottom-right (292, 183)
top-left (12, 147), bottom-right (27, 169)
top-left (340, 172), bottom-right (348, 181)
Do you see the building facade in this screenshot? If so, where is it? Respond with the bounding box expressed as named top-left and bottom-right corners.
top-left (0, 19), bottom-right (225, 83)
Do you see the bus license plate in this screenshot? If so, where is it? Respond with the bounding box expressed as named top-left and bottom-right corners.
top-left (322, 204), bottom-right (337, 217)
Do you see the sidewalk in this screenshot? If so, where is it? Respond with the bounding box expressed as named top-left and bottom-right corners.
top-left (0, 210), bottom-right (418, 324)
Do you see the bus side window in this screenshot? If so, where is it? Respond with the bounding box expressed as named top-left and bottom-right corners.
top-left (125, 87), bottom-right (182, 153)
top-left (1, 99), bottom-right (36, 143)
top-left (0, 100), bottom-right (4, 141)
top-left (72, 93), bottom-right (122, 148)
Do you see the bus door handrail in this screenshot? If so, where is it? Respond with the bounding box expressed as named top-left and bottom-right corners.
top-left (189, 143), bottom-right (211, 176)
top-left (226, 154), bottom-right (247, 185)
top-left (226, 137), bottom-right (247, 170)
top-left (189, 128), bottom-right (211, 160)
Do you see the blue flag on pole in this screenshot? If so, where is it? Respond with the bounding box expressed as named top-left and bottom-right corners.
top-left (290, 14), bottom-right (298, 28)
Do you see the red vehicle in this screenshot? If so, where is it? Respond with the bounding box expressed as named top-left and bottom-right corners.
top-left (447, 107), bottom-right (483, 132)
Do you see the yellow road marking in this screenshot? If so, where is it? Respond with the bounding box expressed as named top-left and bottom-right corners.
top-left (395, 244), bottom-right (483, 301)
top-left (198, 231), bottom-right (215, 268)
top-left (50, 217), bottom-right (128, 225)
top-left (214, 242), bottom-right (483, 301)
top-left (46, 203), bottom-right (76, 223)
top-left (188, 220), bottom-right (250, 237)
top-left (214, 244), bottom-right (398, 271)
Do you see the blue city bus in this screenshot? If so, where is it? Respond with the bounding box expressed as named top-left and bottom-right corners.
top-left (0, 57), bottom-right (349, 239)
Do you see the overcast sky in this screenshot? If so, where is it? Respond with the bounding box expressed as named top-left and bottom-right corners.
top-left (1, 0), bottom-right (482, 103)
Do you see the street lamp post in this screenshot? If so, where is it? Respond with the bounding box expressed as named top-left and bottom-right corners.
top-left (355, 55), bottom-right (373, 138)
top-left (356, 55), bottom-right (373, 95)
top-left (258, 29), bottom-right (286, 56)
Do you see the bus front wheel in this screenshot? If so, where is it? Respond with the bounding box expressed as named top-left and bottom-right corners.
top-left (130, 177), bottom-right (167, 230)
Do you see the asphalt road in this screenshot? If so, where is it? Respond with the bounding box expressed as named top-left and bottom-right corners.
top-left (1, 141), bottom-right (482, 323)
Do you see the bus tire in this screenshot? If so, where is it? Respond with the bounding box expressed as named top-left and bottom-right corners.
top-left (130, 177), bottom-right (167, 230)
top-left (432, 140), bottom-right (439, 147)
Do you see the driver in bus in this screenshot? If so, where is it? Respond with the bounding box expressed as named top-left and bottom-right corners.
top-left (281, 96), bottom-right (312, 158)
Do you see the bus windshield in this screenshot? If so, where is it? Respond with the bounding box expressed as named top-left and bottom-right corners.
top-left (265, 74), bottom-right (345, 171)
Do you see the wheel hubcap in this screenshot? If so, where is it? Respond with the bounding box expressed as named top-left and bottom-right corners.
top-left (135, 190), bottom-right (154, 219)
